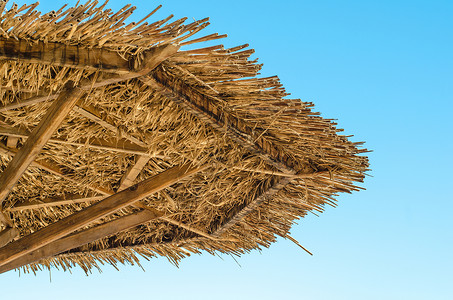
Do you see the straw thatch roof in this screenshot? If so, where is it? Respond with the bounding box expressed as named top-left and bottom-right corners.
top-left (0, 1), bottom-right (368, 274)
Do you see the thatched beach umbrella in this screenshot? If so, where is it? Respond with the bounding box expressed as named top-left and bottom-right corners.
top-left (0, 1), bottom-right (368, 274)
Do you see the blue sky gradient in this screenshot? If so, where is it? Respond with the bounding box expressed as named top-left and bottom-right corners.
top-left (1, 1), bottom-right (452, 299)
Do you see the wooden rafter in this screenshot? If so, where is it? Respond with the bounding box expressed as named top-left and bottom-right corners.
top-left (0, 209), bottom-right (162, 274)
top-left (0, 123), bottom-right (160, 157)
top-left (0, 94), bottom-right (57, 113)
top-left (144, 66), bottom-right (311, 175)
top-left (0, 44), bottom-right (178, 227)
top-left (4, 157), bottom-right (215, 250)
top-left (211, 177), bottom-right (292, 237)
top-left (0, 82), bottom-right (83, 206)
top-left (0, 144), bottom-right (114, 198)
top-left (2, 146), bottom-right (208, 243)
top-left (3, 170), bottom-right (330, 212)
top-left (0, 37), bottom-right (161, 74)
top-left (0, 44), bottom-right (179, 113)
top-left (5, 136), bottom-right (18, 149)
top-left (133, 201), bottom-right (216, 241)
top-left (0, 44), bottom-right (170, 213)
top-left (0, 163), bottom-right (205, 267)
top-left (0, 227), bottom-right (18, 248)
top-left (140, 68), bottom-right (305, 238)
top-left (118, 156), bottom-right (151, 191)
top-left (211, 169), bottom-right (337, 236)
top-left (7, 196), bottom-right (104, 212)
top-left (72, 103), bottom-right (148, 148)
top-left (141, 67), bottom-right (330, 238)
top-left (117, 155), bottom-right (216, 240)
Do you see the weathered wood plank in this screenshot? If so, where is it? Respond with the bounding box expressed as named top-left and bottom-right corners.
top-left (0, 82), bottom-right (84, 205)
top-left (0, 163), bottom-right (205, 267)
top-left (5, 136), bottom-right (18, 149)
top-left (118, 156), bottom-right (151, 191)
top-left (0, 210), bottom-right (161, 273)
top-left (0, 227), bottom-right (18, 248)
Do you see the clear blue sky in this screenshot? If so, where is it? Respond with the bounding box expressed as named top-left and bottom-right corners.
top-left (1, 1), bottom-right (452, 299)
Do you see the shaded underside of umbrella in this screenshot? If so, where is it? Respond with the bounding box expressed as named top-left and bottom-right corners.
top-left (0, 1), bottom-right (368, 275)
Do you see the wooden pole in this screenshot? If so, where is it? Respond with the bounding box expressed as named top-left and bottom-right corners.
top-left (0, 210), bottom-right (161, 274)
top-left (0, 144), bottom-right (115, 197)
top-left (118, 156), bottom-right (151, 191)
top-left (7, 196), bottom-right (104, 212)
top-left (0, 81), bottom-right (84, 206)
top-left (0, 124), bottom-right (157, 157)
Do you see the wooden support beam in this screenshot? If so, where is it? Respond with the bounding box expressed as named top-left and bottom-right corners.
top-left (5, 136), bottom-right (18, 149)
top-left (7, 196), bottom-right (103, 212)
top-left (140, 70), bottom-right (308, 238)
top-left (7, 158), bottom-right (212, 246)
top-left (141, 67), bottom-right (327, 238)
top-left (0, 143), bottom-right (114, 198)
top-left (117, 155), bottom-right (216, 240)
top-left (0, 85), bottom-right (35, 93)
top-left (142, 68), bottom-right (302, 175)
top-left (231, 165), bottom-right (330, 179)
top-left (0, 124), bottom-right (160, 157)
top-left (115, 149), bottom-right (213, 240)
top-left (133, 202), bottom-right (215, 241)
top-left (0, 227), bottom-right (18, 248)
top-left (0, 38), bottom-right (130, 73)
top-left (0, 163), bottom-right (205, 267)
top-left (0, 94), bottom-right (58, 112)
top-left (0, 82), bottom-right (83, 206)
top-left (211, 166), bottom-right (328, 236)
top-left (0, 212), bottom-right (13, 228)
top-left (211, 177), bottom-right (292, 237)
top-left (0, 37), bottom-right (167, 74)
top-left (72, 102), bottom-right (149, 148)
top-left (0, 44), bottom-right (179, 112)
top-left (0, 210), bottom-right (161, 274)
top-left (118, 156), bottom-right (151, 191)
